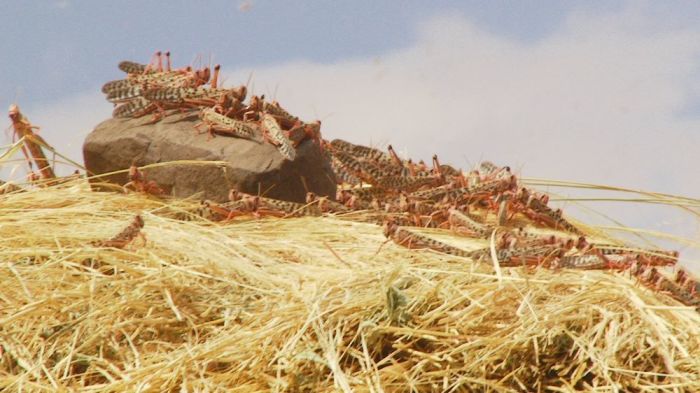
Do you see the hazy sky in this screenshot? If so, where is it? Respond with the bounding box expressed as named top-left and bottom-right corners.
top-left (2, 1), bottom-right (699, 268)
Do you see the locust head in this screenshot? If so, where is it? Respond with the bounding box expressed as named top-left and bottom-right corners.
top-left (8, 104), bottom-right (20, 121)
top-left (305, 192), bottom-right (317, 204)
top-left (382, 218), bottom-right (399, 239)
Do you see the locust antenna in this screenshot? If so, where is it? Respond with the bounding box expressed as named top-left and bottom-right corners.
top-left (245, 71), bottom-right (254, 92)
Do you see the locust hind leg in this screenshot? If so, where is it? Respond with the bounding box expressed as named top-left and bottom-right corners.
top-left (146, 103), bottom-right (168, 124)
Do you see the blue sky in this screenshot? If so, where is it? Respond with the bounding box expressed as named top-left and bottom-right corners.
top-left (2, 1), bottom-right (700, 268)
top-left (1, 0), bottom-right (630, 107)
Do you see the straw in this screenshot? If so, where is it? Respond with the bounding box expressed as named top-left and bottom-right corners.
top-left (1, 178), bottom-right (699, 391)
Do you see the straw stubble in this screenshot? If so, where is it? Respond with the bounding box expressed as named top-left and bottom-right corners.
top-left (1, 180), bottom-right (699, 392)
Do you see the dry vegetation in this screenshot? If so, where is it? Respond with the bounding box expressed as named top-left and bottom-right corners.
top-left (1, 179), bottom-right (699, 392)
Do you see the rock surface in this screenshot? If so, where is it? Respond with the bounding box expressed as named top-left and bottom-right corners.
top-left (83, 113), bottom-right (336, 203)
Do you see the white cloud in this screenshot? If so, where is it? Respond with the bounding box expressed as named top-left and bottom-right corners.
top-left (31, 91), bottom-right (112, 172)
top-left (1, 91), bottom-right (111, 179)
top-left (220, 9), bottom-right (700, 269)
top-left (224, 11), bottom-right (700, 198)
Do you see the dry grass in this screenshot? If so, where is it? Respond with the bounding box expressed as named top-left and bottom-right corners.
top-left (1, 180), bottom-right (699, 392)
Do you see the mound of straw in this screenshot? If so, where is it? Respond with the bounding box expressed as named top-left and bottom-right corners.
top-left (1, 180), bottom-right (699, 392)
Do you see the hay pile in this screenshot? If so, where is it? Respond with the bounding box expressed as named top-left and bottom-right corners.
top-left (1, 180), bottom-right (699, 392)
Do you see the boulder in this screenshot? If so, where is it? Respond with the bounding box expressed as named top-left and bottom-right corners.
top-left (83, 113), bottom-right (336, 203)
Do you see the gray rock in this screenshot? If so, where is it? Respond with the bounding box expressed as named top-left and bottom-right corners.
top-left (83, 113), bottom-right (336, 203)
